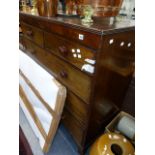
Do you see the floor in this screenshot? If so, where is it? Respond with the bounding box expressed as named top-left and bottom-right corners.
top-left (19, 106), bottom-right (90, 155)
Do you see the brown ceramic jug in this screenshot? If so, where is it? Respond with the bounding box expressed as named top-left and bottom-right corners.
top-left (90, 133), bottom-right (135, 155)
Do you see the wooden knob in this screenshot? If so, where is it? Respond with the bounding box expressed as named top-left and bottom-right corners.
top-left (58, 46), bottom-right (68, 56)
top-left (26, 30), bottom-right (33, 36)
top-left (59, 70), bottom-right (68, 78)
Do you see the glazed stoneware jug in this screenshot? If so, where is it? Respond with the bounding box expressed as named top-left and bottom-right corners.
top-left (90, 133), bottom-right (134, 155)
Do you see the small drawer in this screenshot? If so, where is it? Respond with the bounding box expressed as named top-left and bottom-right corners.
top-left (44, 32), bottom-right (96, 74)
top-left (23, 38), bottom-right (91, 103)
top-left (62, 109), bottom-right (85, 146)
top-left (65, 91), bottom-right (89, 127)
top-left (21, 22), bottom-right (43, 47)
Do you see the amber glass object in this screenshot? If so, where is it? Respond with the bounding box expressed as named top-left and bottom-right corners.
top-left (37, 0), bottom-right (58, 17)
top-left (82, 0), bottom-right (123, 17)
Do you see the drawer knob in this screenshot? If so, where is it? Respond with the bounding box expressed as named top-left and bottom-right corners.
top-left (59, 71), bottom-right (68, 78)
top-left (58, 46), bottom-right (68, 56)
top-left (26, 30), bottom-right (33, 36)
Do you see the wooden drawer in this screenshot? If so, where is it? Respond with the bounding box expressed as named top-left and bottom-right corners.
top-left (21, 22), bottom-right (43, 47)
top-left (23, 38), bottom-right (91, 103)
top-left (65, 91), bottom-right (89, 127)
top-left (62, 109), bottom-right (85, 146)
top-left (44, 32), bottom-right (96, 74)
top-left (20, 13), bottom-right (101, 50)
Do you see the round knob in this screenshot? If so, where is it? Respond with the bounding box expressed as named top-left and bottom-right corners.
top-left (59, 70), bottom-right (68, 78)
top-left (26, 30), bottom-right (33, 36)
top-left (58, 46), bottom-right (68, 56)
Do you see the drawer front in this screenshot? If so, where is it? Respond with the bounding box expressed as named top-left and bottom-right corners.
top-left (21, 22), bottom-right (43, 47)
top-left (44, 32), bottom-right (96, 74)
top-left (65, 91), bottom-right (89, 127)
top-left (20, 13), bottom-right (101, 50)
top-left (23, 38), bottom-right (91, 103)
top-left (62, 109), bottom-right (85, 146)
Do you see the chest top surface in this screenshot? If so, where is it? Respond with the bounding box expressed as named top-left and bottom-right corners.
top-left (20, 12), bottom-right (135, 35)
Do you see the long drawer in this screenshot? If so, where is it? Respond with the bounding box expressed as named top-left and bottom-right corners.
top-left (65, 91), bottom-right (89, 127)
top-left (44, 32), bottom-right (95, 74)
top-left (23, 37), bottom-right (91, 103)
top-left (21, 22), bottom-right (43, 47)
top-left (62, 109), bottom-right (85, 147)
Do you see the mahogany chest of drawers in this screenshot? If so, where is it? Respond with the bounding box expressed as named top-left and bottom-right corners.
top-left (19, 12), bottom-right (135, 154)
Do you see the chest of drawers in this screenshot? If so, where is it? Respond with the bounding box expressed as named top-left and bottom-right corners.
top-left (20, 12), bottom-right (135, 154)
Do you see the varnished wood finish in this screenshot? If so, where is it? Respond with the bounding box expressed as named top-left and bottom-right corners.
top-left (19, 12), bottom-right (135, 154)
top-left (62, 108), bottom-right (85, 147)
top-left (23, 38), bottom-right (91, 103)
top-left (21, 22), bottom-right (44, 47)
top-left (20, 17), bottom-right (100, 49)
top-left (44, 31), bottom-right (95, 72)
top-left (65, 91), bottom-right (89, 127)
top-left (100, 31), bottom-right (135, 76)
top-left (85, 31), bottom-right (135, 145)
